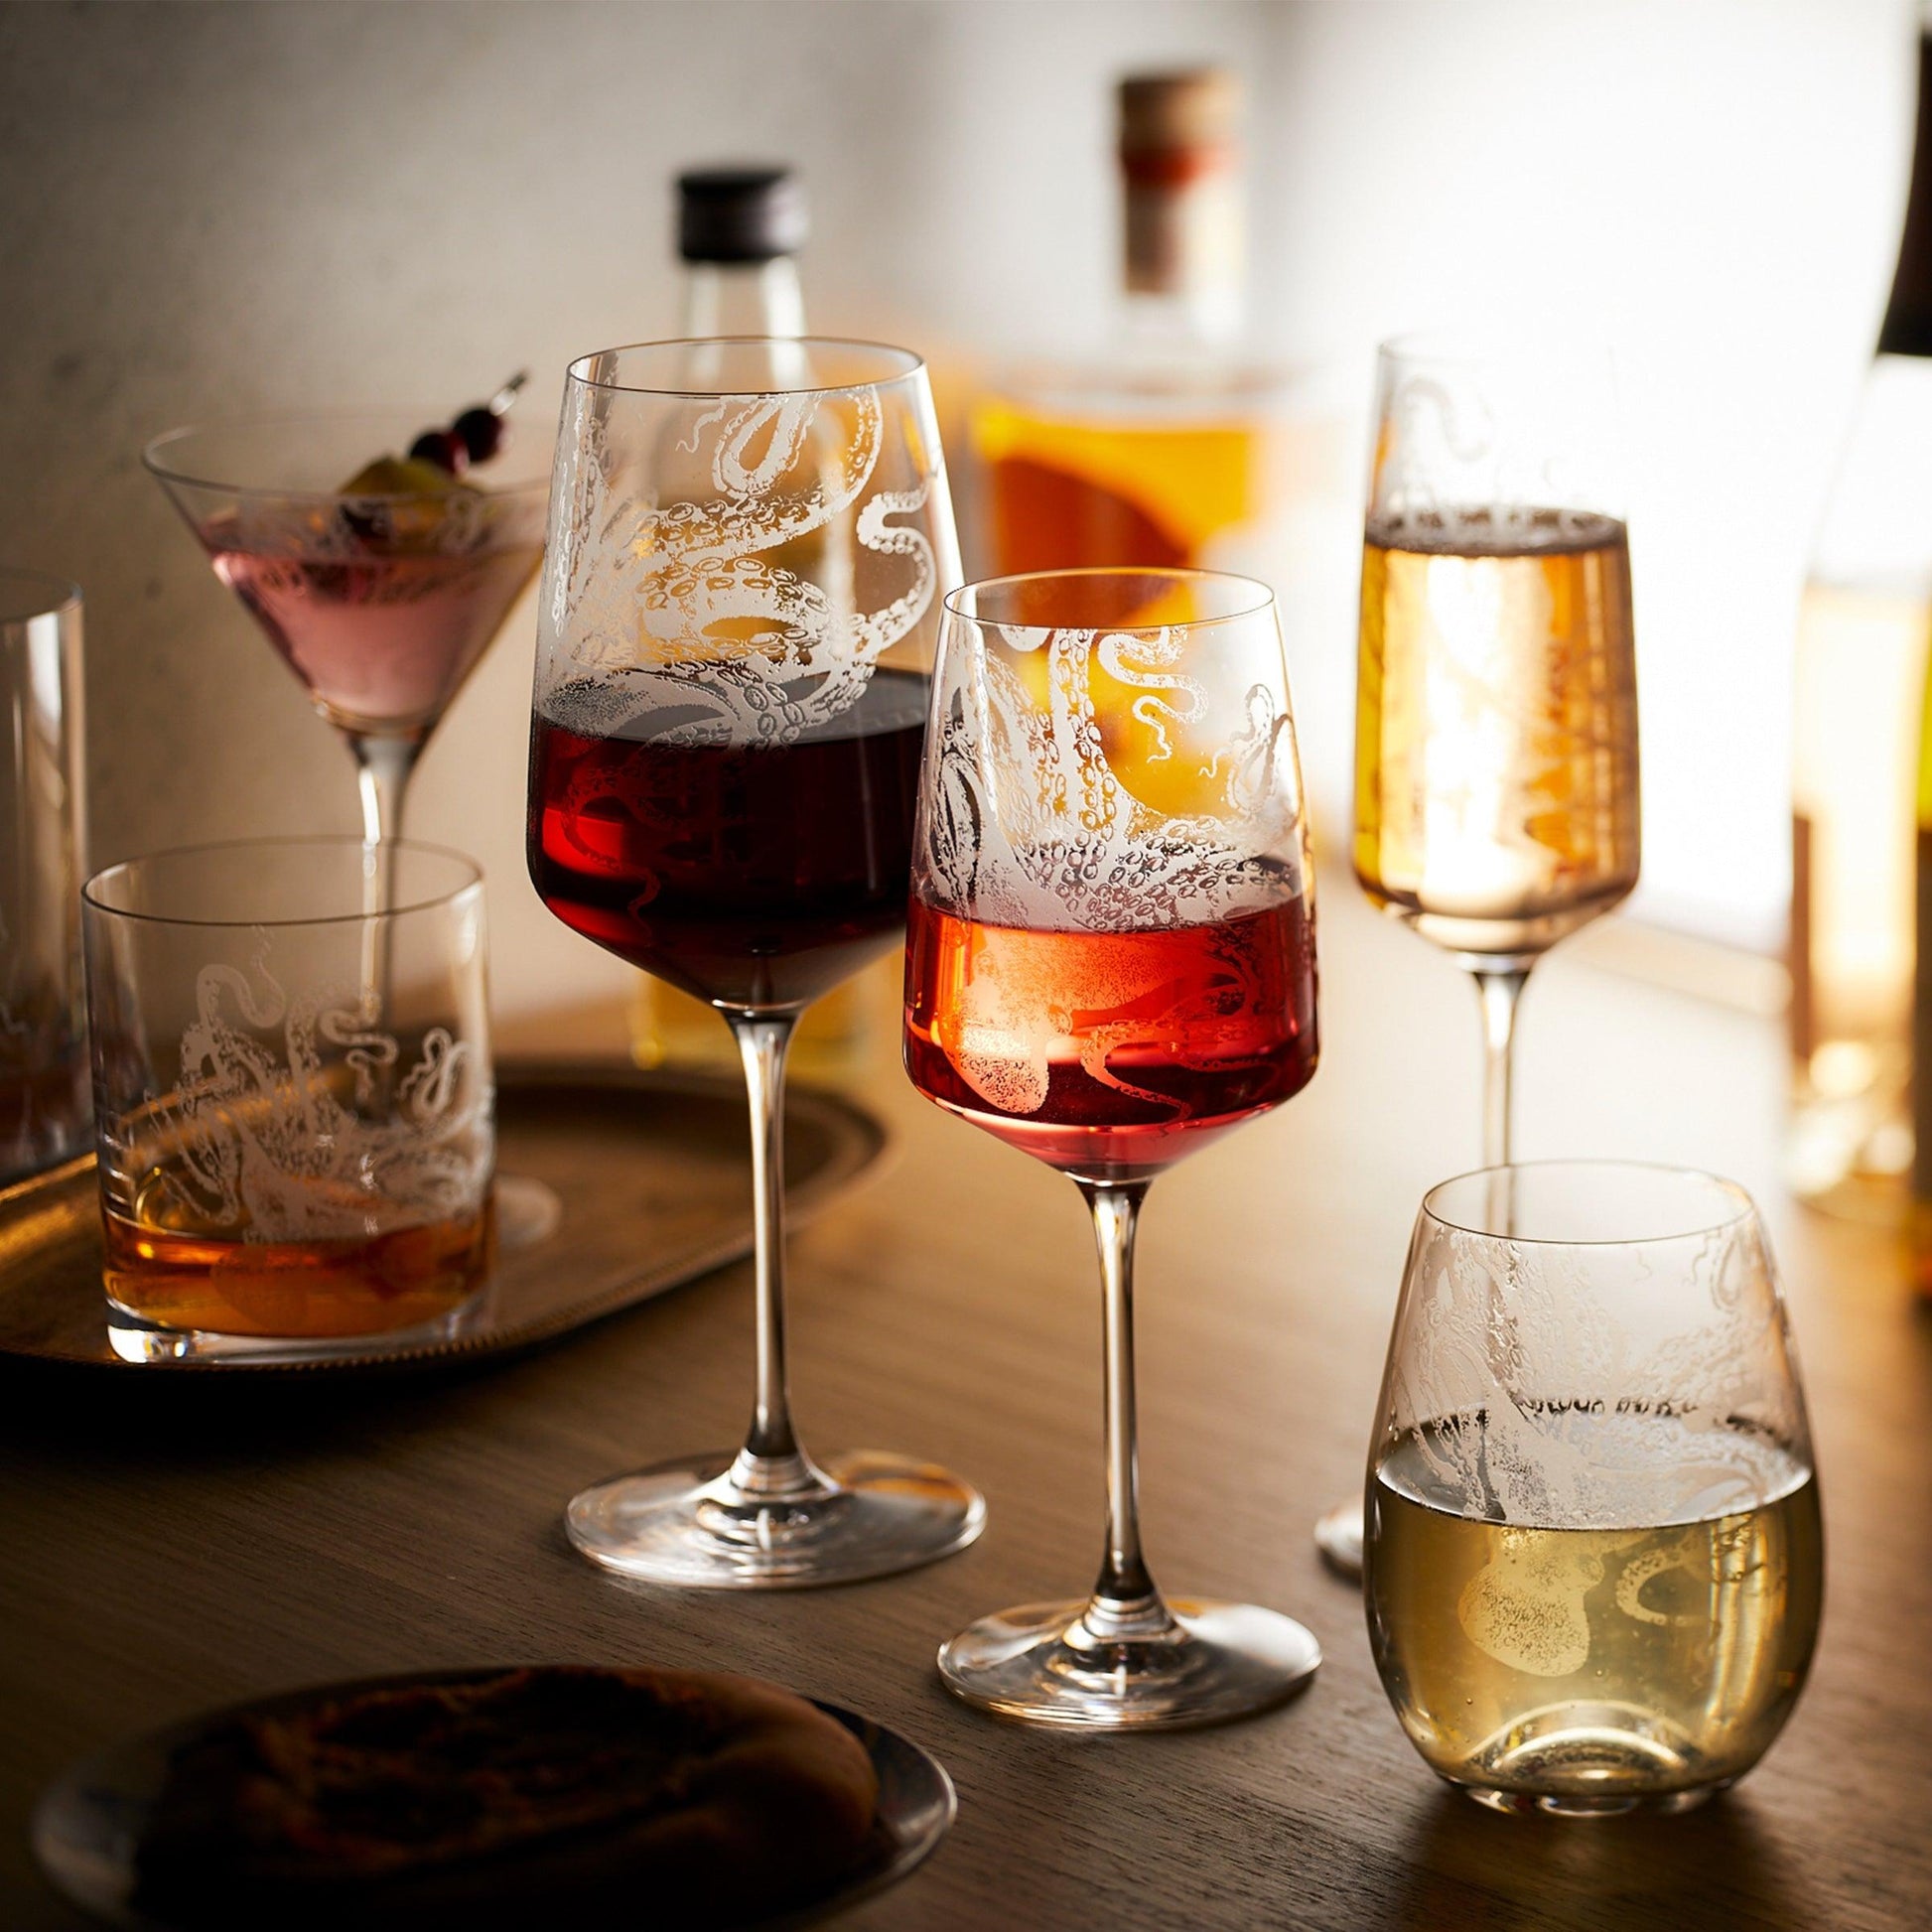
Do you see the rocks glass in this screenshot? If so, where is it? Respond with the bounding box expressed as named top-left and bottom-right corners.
top-left (82, 837), bottom-right (494, 1362)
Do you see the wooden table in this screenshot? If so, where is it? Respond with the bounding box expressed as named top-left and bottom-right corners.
top-left (4, 879), bottom-right (1928, 1931)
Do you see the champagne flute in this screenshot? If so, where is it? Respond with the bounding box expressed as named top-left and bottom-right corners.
top-left (528, 338), bottom-right (984, 1587)
top-left (1313, 335), bottom-right (1642, 1580)
top-left (904, 567), bottom-right (1322, 1726)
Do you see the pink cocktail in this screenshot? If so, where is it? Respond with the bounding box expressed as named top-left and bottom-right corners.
top-left (147, 403), bottom-right (549, 840)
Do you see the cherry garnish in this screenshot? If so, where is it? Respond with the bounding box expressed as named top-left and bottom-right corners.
top-left (404, 372), bottom-right (528, 475)
top-left (453, 408), bottom-right (502, 464)
top-left (408, 428), bottom-right (470, 474)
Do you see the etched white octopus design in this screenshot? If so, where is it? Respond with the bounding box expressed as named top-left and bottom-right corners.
top-left (158, 941), bottom-right (489, 1244)
top-left (544, 383), bottom-right (936, 749)
top-left (924, 622), bottom-right (1300, 933)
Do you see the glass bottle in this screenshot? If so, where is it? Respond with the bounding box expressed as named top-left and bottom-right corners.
top-left (970, 70), bottom-right (1297, 583)
top-left (626, 167), bottom-right (887, 1082)
top-left (1788, 24), bottom-right (1932, 1219)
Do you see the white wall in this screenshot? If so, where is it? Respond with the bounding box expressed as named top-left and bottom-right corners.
top-left (1248, 0), bottom-right (1914, 952)
top-left (0, 0), bottom-right (1913, 1012)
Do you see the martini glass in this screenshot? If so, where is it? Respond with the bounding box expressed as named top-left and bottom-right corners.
top-left (145, 406), bottom-right (557, 1245)
top-left (144, 402), bottom-right (550, 847)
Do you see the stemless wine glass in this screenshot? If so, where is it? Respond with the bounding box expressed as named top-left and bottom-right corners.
top-left (528, 337), bottom-right (984, 1587)
top-left (1316, 333), bottom-right (1643, 1577)
top-left (144, 403), bottom-right (550, 846)
top-left (1364, 1163), bottom-right (1822, 1816)
top-left (904, 567), bottom-right (1322, 1727)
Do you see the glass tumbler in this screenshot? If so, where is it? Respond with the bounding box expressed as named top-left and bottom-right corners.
top-left (82, 837), bottom-right (494, 1363)
top-left (0, 568), bottom-right (88, 1183)
top-left (1364, 1162), bottom-right (1822, 1815)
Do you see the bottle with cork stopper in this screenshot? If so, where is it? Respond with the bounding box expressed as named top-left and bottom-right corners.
top-left (969, 67), bottom-right (1304, 585)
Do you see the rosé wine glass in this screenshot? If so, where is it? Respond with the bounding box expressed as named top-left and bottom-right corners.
top-left (904, 566), bottom-right (1322, 1727)
top-left (527, 338), bottom-right (984, 1587)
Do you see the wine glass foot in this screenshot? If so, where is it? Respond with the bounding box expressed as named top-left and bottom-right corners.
top-left (937, 1596), bottom-right (1320, 1730)
top-left (566, 1448), bottom-right (985, 1589)
top-left (1313, 1499), bottom-right (1363, 1582)
top-left (494, 1173), bottom-right (563, 1252)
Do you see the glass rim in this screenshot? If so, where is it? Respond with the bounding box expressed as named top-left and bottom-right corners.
top-left (141, 413), bottom-right (555, 504)
top-left (942, 565), bottom-right (1277, 634)
top-left (1420, 1160), bottom-right (1756, 1247)
top-left (1375, 326), bottom-right (1616, 372)
top-left (0, 566), bottom-right (81, 625)
top-left (82, 835), bottom-right (483, 929)
top-left (563, 335), bottom-right (927, 398)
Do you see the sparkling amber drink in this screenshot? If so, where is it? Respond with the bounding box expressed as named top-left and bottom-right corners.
top-left (1354, 506), bottom-right (1640, 959)
top-left (1365, 1422), bottom-right (1822, 1813)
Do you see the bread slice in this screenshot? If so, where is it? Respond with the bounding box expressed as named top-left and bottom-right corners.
top-left (133, 1666), bottom-right (881, 1929)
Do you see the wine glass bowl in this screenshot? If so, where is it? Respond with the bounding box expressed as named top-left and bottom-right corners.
top-left (527, 337), bottom-right (982, 1588)
top-left (1363, 1162), bottom-right (1822, 1815)
top-left (1351, 333), bottom-right (1640, 1050)
top-left (905, 566), bottom-right (1321, 1727)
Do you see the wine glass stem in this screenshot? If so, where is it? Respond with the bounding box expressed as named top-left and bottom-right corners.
top-left (724, 1011), bottom-right (823, 1500)
top-left (1075, 1177), bottom-right (1171, 1640)
top-left (1473, 966), bottom-right (1529, 1169)
top-left (349, 733), bottom-right (422, 847)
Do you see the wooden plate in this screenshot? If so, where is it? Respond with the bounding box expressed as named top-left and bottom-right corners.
top-left (0, 1059), bottom-right (888, 1374)
top-left (31, 1668), bottom-right (956, 1931)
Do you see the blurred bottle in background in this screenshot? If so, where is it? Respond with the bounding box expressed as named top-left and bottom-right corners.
top-left (1790, 24), bottom-right (1932, 1222)
top-left (625, 166), bottom-right (890, 1084)
top-left (969, 70), bottom-right (1302, 585)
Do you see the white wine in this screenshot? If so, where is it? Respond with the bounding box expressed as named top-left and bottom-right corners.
top-left (1365, 1421), bottom-right (1822, 1813)
top-left (1354, 506), bottom-right (1639, 960)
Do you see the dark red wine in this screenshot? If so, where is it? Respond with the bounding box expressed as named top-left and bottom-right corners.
top-left (528, 668), bottom-right (928, 1010)
top-left (903, 887), bottom-right (1318, 1185)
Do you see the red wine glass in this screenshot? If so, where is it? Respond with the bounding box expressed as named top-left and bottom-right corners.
top-left (528, 338), bottom-right (984, 1587)
top-left (904, 566), bottom-right (1322, 1725)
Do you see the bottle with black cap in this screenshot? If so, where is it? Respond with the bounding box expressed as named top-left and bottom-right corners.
top-left (675, 166), bottom-right (807, 338)
top-left (1789, 16), bottom-right (1932, 1222)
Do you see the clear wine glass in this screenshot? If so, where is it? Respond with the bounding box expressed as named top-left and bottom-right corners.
top-left (1315, 334), bottom-right (1643, 1579)
top-left (904, 567), bottom-right (1322, 1727)
top-left (528, 337), bottom-right (984, 1587)
top-left (144, 396), bottom-right (549, 848)
top-left (1364, 1162), bottom-right (1822, 1815)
